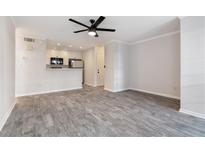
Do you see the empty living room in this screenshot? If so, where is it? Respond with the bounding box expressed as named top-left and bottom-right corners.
top-left (0, 0), bottom-right (205, 153)
top-left (1, 15), bottom-right (205, 136)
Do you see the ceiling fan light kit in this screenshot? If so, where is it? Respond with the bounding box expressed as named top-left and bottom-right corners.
top-left (88, 30), bottom-right (96, 36)
top-left (69, 16), bottom-right (116, 37)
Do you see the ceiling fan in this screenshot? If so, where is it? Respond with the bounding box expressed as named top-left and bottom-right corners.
top-left (69, 16), bottom-right (116, 37)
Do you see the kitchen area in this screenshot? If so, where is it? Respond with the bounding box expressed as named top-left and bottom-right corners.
top-left (15, 36), bottom-right (84, 97)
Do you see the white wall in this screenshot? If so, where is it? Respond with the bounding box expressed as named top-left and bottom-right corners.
top-left (0, 17), bottom-right (15, 130)
top-left (83, 48), bottom-right (97, 86)
top-left (129, 33), bottom-right (180, 99)
top-left (104, 41), bottom-right (129, 92)
top-left (114, 42), bottom-right (129, 91)
top-left (104, 43), bottom-right (115, 90)
top-left (15, 35), bottom-right (83, 97)
top-left (180, 17), bottom-right (205, 118)
top-left (88, 34), bottom-right (180, 99)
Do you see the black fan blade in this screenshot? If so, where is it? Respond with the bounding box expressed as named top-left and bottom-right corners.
top-left (69, 19), bottom-right (89, 28)
top-left (74, 29), bottom-right (88, 33)
top-left (93, 16), bottom-right (105, 28)
top-left (96, 28), bottom-right (116, 32)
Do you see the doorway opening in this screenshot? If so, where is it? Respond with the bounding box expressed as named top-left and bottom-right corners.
top-left (83, 45), bottom-right (105, 88)
top-left (96, 46), bottom-right (105, 87)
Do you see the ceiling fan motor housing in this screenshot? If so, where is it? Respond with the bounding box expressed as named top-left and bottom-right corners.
top-left (90, 19), bottom-right (95, 24)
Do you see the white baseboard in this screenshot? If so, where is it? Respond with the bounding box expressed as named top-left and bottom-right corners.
top-left (113, 88), bottom-right (129, 92)
top-left (0, 101), bottom-right (16, 131)
top-left (101, 87), bottom-right (180, 100)
top-left (104, 88), bottom-right (113, 92)
top-left (179, 108), bottom-right (205, 120)
top-left (129, 88), bottom-right (180, 100)
top-left (104, 88), bottom-right (128, 92)
top-left (84, 83), bottom-right (97, 87)
top-left (16, 86), bottom-right (83, 97)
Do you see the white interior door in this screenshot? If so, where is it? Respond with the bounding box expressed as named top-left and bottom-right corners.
top-left (96, 47), bottom-right (104, 86)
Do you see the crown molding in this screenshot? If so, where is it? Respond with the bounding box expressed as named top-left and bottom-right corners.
top-left (105, 31), bottom-right (180, 47)
top-left (128, 31), bottom-right (180, 45)
top-left (105, 39), bottom-right (130, 46)
top-left (178, 16), bottom-right (188, 20)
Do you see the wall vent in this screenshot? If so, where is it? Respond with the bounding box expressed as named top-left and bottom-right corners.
top-left (24, 37), bottom-right (36, 51)
top-left (24, 37), bottom-right (35, 43)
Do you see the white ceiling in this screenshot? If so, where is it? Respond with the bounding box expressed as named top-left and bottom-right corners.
top-left (13, 16), bottom-right (180, 50)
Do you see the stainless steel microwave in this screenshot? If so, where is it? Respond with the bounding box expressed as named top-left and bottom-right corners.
top-left (50, 57), bottom-right (63, 65)
top-left (69, 59), bottom-right (84, 68)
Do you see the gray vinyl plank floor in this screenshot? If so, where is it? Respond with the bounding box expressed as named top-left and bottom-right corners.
top-left (1, 86), bottom-right (205, 137)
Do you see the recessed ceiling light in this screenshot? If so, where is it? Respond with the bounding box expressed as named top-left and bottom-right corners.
top-left (57, 43), bottom-right (61, 46)
top-left (80, 46), bottom-right (82, 49)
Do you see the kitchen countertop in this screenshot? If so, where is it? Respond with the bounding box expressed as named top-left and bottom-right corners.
top-left (46, 64), bottom-right (83, 70)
